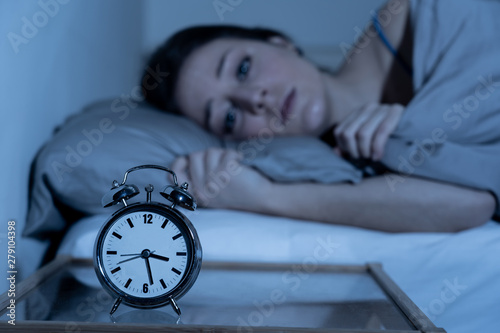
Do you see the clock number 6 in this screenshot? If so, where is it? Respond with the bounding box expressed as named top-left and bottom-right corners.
top-left (143, 214), bottom-right (153, 224)
top-left (143, 283), bottom-right (149, 293)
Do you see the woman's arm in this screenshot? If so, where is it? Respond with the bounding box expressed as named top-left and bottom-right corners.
top-left (261, 175), bottom-right (496, 233)
top-left (171, 149), bottom-right (496, 233)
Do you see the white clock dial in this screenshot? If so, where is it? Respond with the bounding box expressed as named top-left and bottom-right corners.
top-left (100, 211), bottom-right (189, 298)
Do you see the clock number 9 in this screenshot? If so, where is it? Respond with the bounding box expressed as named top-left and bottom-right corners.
top-left (143, 283), bottom-right (149, 293)
top-left (143, 214), bottom-right (153, 224)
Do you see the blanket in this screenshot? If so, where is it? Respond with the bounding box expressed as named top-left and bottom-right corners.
top-left (380, 0), bottom-right (500, 216)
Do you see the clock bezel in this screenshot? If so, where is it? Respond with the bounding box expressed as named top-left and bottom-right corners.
top-left (94, 201), bottom-right (202, 309)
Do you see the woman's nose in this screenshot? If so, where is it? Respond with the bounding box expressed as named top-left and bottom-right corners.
top-left (232, 86), bottom-right (269, 115)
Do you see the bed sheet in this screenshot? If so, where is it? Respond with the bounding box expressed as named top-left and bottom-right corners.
top-left (58, 209), bottom-right (500, 333)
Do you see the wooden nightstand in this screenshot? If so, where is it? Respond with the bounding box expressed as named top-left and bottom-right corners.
top-left (0, 256), bottom-right (446, 332)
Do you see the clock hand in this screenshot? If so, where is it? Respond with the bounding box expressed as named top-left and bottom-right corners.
top-left (117, 254), bottom-right (142, 265)
top-left (120, 253), bottom-right (142, 257)
top-left (117, 251), bottom-right (156, 265)
top-left (149, 253), bottom-right (170, 262)
top-left (145, 257), bottom-right (154, 285)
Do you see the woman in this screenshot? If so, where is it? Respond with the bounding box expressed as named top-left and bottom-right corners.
top-left (141, 0), bottom-right (496, 232)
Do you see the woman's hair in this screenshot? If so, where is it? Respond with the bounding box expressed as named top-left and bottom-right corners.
top-left (140, 25), bottom-right (299, 113)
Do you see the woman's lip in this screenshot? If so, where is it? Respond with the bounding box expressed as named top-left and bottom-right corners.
top-left (281, 88), bottom-right (295, 124)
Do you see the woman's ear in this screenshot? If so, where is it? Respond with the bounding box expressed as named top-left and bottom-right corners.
top-left (267, 36), bottom-right (300, 54)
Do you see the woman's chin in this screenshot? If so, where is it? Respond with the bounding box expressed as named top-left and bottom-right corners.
top-left (301, 100), bottom-right (328, 136)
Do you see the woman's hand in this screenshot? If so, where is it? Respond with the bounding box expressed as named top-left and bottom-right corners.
top-left (333, 103), bottom-right (404, 161)
top-left (170, 148), bottom-right (271, 210)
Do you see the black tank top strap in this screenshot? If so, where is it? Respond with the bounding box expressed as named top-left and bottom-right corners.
top-left (372, 14), bottom-right (413, 76)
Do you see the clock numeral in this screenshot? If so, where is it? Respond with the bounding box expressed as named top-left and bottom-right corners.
top-left (107, 251), bottom-right (117, 255)
top-left (112, 232), bottom-right (122, 239)
top-left (127, 218), bottom-right (134, 228)
top-left (125, 278), bottom-right (132, 288)
top-left (111, 267), bottom-right (121, 274)
top-left (171, 268), bottom-right (181, 275)
top-left (143, 214), bottom-right (153, 224)
top-left (160, 279), bottom-right (167, 289)
top-left (161, 219), bottom-right (168, 229)
top-left (143, 283), bottom-right (149, 293)
top-left (172, 233), bottom-right (182, 240)
top-left (176, 252), bottom-right (187, 256)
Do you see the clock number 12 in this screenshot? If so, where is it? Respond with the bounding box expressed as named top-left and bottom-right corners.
top-left (143, 214), bottom-right (153, 224)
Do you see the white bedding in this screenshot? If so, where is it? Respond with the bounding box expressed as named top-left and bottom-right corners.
top-left (58, 209), bottom-right (500, 333)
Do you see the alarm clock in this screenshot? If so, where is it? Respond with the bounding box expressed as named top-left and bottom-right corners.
top-left (94, 165), bottom-right (202, 316)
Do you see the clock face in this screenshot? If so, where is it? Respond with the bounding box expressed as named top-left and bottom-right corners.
top-left (95, 204), bottom-right (198, 305)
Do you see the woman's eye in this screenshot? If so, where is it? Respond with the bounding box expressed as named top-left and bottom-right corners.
top-left (236, 56), bottom-right (251, 81)
top-left (224, 107), bottom-right (237, 134)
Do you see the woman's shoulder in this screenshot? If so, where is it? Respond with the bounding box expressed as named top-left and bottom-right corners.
top-left (409, 0), bottom-right (494, 31)
top-left (410, 0), bottom-right (500, 89)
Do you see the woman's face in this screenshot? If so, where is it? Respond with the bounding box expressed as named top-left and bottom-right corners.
top-left (174, 37), bottom-right (331, 140)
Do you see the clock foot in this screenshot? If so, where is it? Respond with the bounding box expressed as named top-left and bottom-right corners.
top-left (170, 297), bottom-right (181, 316)
top-left (110, 297), bottom-right (122, 315)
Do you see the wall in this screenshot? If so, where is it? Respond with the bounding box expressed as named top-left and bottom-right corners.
top-left (0, 0), bottom-right (143, 291)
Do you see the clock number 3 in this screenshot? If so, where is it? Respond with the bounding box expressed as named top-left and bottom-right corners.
top-left (143, 214), bottom-right (153, 224)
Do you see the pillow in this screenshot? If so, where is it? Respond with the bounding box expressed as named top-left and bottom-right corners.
top-left (24, 99), bottom-right (361, 240)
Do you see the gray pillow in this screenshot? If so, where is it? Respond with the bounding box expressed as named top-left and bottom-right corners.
top-left (24, 99), bottom-right (361, 239)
